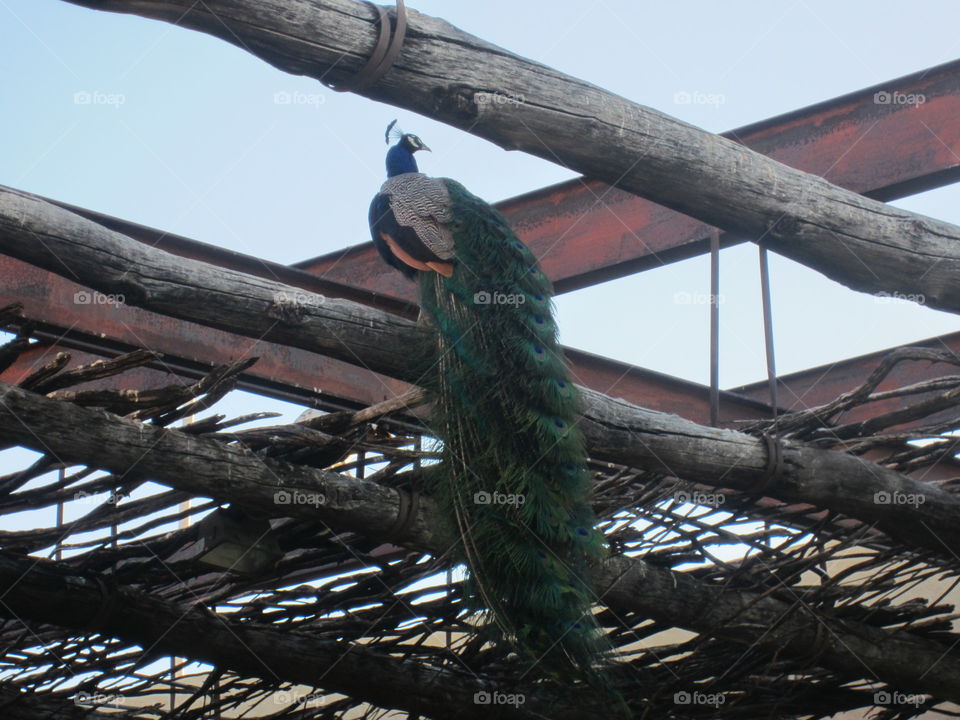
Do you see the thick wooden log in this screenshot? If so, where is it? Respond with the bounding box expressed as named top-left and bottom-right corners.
top-left (60, 0), bottom-right (960, 314)
top-left (579, 387), bottom-right (960, 553)
top-left (1, 382), bottom-right (959, 701)
top-left (0, 553), bottom-right (555, 720)
top-left (0, 684), bottom-right (128, 720)
top-left (300, 58), bottom-right (960, 301)
top-left (1, 187), bottom-right (957, 555)
top-left (0, 187), bottom-right (416, 381)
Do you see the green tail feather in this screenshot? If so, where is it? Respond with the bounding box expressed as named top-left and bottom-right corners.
top-left (417, 179), bottom-right (609, 676)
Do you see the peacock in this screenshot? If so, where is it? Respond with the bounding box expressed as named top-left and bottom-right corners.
top-left (368, 121), bottom-right (608, 677)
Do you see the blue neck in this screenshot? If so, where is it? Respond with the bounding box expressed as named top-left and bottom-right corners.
top-left (386, 143), bottom-right (418, 177)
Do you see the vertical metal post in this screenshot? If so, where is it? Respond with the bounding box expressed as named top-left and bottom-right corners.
top-left (709, 230), bottom-right (721, 426)
top-left (111, 480), bottom-right (119, 551)
top-left (55, 467), bottom-right (65, 561)
top-left (758, 246), bottom-right (778, 419)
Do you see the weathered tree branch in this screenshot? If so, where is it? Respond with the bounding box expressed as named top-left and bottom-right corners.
top-left (579, 387), bottom-right (960, 554)
top-left (0, 683), bottom-right (136, 720)
top-left (59, 0), bottom-right (960, 314)
top-left (1, 382), bottom-right (959, 700)
top-left (0, 553), bottom-right (560, 720)
top-left (1, 187), bottom-right (957, 556)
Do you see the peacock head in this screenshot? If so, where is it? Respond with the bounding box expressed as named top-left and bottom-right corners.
top-left (384, 119), bottom-right (430, 177)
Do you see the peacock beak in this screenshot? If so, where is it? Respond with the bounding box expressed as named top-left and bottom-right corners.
top-left (420, 143), bottom-right (432, 152)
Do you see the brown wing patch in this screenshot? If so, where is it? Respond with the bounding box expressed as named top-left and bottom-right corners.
top-left (426, 261), bottom-right (454, 277)
top-left (382, 233), bottom-right (433, 273)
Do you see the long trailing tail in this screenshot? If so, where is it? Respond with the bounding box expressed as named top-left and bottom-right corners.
top-left (417, 179), bottom-right (608, 675)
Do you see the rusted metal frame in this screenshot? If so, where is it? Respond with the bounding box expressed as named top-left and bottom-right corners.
top-left (295, 58), bottom-right (960, 303)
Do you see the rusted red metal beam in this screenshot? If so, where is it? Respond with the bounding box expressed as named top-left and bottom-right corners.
top-left (0, 256), bottom-right (412, 412)
top-left (7, 241), bottom-right (959, 437)
top-left (730, 332), bottom-right (960, 428)
top-left (296, 58), bottom-right (960, 301)
top-left (0, 254), bottom-right (770, 424)
top-left (0, 255), bottom-right (758, 421)
top-left (564, 347), bottom-right (770, 425)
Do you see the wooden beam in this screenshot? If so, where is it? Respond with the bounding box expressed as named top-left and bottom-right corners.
top-left (0, 259), bottom-right (414, 413)
top-left (299, 58), bottom-right (960, 301)
top-left (0, 196), bottom-right (767, 426)
top-left (1, 382), bottom-right (959, 701)
top-left (5, 203), bottom-right (960, 434)
top-left (0, 553), bottom-right (549, 720)
top-left (59, 0), bottom-right (960, 314)
top-left (2, 189), bottom-right (958, 556)
top-left (0, 684), bottom-right (129, 720)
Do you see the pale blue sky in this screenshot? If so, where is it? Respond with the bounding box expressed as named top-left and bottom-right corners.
top-left (2, 0), bottom-right (959, 399)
